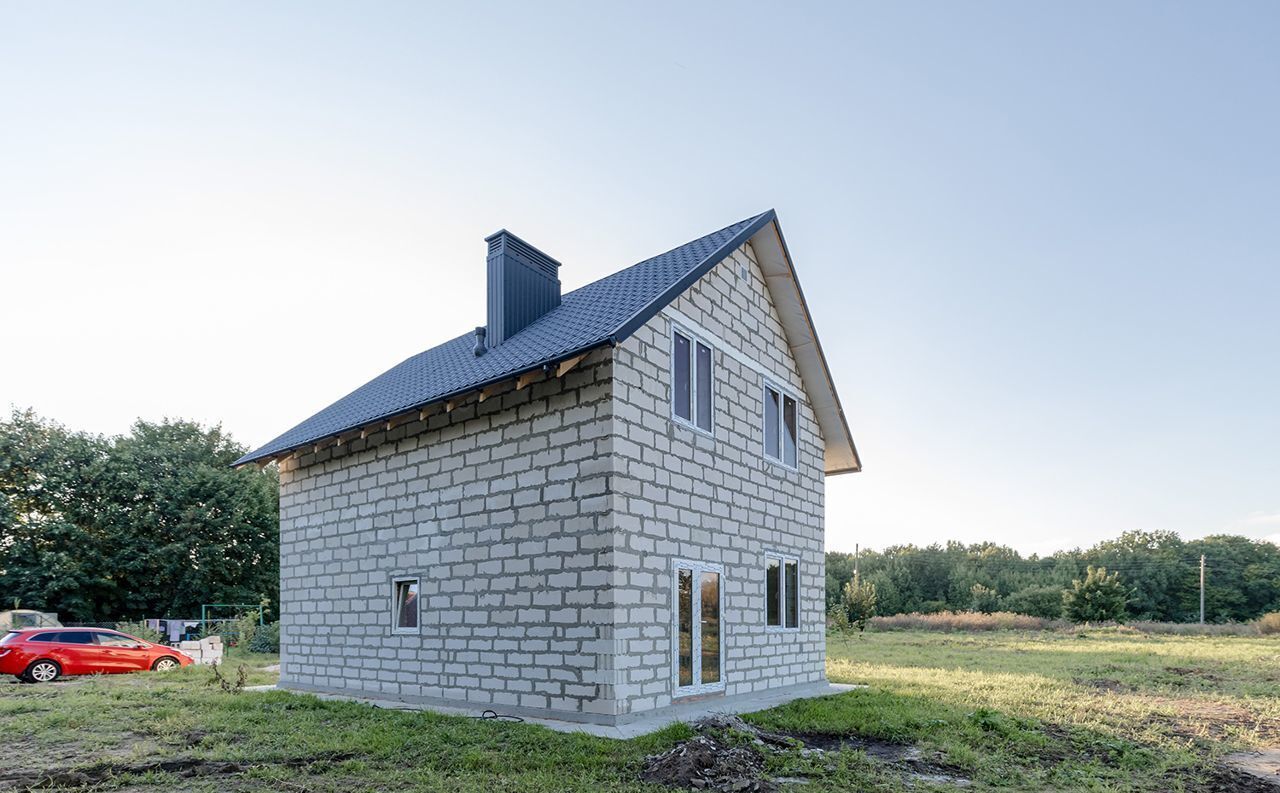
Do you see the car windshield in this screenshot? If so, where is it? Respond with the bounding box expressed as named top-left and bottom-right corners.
top-left (0, 631), bottom-right (19, 645)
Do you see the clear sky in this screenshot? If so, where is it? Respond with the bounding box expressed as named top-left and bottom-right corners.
top-left (2, 3), bottom-right (1277, 556)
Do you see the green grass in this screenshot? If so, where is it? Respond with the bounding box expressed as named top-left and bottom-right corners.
top-left (1, 632), bottom-right (1276, 791)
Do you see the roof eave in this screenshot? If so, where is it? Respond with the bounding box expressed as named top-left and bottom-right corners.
top-left (231, 342), bottom-right (612, 468)
top-left (748, 217), bottom-right (861, 475)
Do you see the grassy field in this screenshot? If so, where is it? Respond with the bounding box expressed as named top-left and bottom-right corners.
top-left (0, 631), bottom-right (1276, 791)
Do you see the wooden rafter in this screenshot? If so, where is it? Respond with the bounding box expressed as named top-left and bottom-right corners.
top-left (555, 353), bottom-right (587, 378)
top-left (516, 370), bottom-right (540, 390)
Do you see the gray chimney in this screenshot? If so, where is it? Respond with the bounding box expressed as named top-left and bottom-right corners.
top-left (485, 229), bottom-right (561, 346)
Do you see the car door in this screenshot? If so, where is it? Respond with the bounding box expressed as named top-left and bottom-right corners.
top-left (49, 631), bottom-right (104, 674)
top-left (92, 631), bottom-right (152, 672)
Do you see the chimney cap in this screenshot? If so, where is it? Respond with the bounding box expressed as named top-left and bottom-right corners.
top-left (485, 229), bottom-right (563, 270)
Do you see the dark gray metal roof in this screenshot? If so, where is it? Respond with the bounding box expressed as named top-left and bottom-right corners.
top-left (234, 211), bottom-right (776, 466)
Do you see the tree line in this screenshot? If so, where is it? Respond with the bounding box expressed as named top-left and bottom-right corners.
top-left (827, 532), bottom-right (1280, 623)
top-left (0, 410), bottom-right (278, 622)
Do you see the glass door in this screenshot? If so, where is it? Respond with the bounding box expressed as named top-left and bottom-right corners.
top-left (673, 560), bottom-right (724, 696)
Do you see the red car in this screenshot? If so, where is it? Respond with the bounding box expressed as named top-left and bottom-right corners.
top-left (0, 627), bottom-right (194, 683)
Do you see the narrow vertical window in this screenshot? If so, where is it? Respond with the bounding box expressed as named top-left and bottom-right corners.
top-left (673, 560), bottom-right (725, 695)
top-left (764, 386), bottom-right (780, 460)
top-left (700, 571), bottom-right (720, 684)
top-left (783, 395), bottom-right (798, 468)
top-left (766, 558), bottom-right (781, 627)
top-left (784, 561), bottom-right (799, 628)
top-left (695, 341), bottom-right (712, 431)
top-left (393, 578), bottom-right (419, 632)
top-left (677, 568), bottom-right (693, 687)
top-left (673, 332), bottom-right (692, 422)
top-left (764, 382), bottom-right (799, 469)
top-left (765, 554), bottom-right (799, 630)
top-left (672, 328), bottom-right (714, 434)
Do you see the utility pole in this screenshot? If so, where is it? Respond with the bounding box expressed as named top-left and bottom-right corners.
top-left (854, 544), bottom-right (860, 585)
top-left (1199, 554), bottom-right (1206, 625)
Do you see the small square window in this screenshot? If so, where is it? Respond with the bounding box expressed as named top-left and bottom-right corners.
top-left (393, 578), bottom-right (419, 632)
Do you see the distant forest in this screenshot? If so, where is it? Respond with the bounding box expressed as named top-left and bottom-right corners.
top-left (826, 532), bottom-right (1280, 623)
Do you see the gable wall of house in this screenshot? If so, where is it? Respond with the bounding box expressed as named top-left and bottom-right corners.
top-left (608, 239), bottom-right (827, 716)
top-left (275, 348), bottom-right (622, 719)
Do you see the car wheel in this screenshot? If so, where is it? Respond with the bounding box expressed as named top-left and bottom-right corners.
top-left (151, 657), bottom-right (180, 672)
top-left (24, 660), bottom-right (61, 683)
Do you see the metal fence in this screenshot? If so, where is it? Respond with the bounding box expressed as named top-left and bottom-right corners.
top-left (64, 610), bottom-right (265, 645)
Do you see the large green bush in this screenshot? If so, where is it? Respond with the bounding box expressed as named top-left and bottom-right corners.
top-left (1063, 566), bottom-right (1130, 624)
top-left (1003, 585), bottom-right (1066, 619)
top-left (248, 621), bottom-right (280, 653)
top-left (969, 583), bottom-right (1001, 614)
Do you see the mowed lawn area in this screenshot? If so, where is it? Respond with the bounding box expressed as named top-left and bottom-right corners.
top-left (1, 631), bottom-right (1277, 792)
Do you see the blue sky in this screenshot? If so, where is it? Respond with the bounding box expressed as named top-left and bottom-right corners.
top-left (1, 2), bottom-right (1277, 555)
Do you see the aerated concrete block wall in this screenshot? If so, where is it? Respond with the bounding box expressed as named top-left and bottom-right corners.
top-left (277, 350), bottom-right (619, 720)
top-left (276, 241), bottom-right (826, 724)
top-left (609, 240), bottom-right (827, 717)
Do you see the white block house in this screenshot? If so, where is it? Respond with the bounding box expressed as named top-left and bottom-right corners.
top-left (235, 210), bottom-right (860, 725)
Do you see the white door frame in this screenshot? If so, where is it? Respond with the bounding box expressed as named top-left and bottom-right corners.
top-left (671, 558), bottom-right (726, 697)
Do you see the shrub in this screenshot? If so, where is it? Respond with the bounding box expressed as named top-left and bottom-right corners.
top-left (1127, 621), bottom-right (1258, 636)
top-left (827, 605), bottom-right (850, 632)
top-left (1062, 566), bottom-right (1129, 624)
top-left (248, 621), bottom-right (280, 653)
top-left (870, 611), bottom-right (1061, 632)
top-left (231, 609), bottom-right (260, 648)
top-left (1257, 612), bottom-right (1280, 635)
top-left (1003, 585), bottom-right (1066, 619)
top-left (840, 578), bottom-right (878, 632)
top-left (969, 584), bottom-right (1001, 614)
top-left (865, 612), bottom-right (1260, 635)
top-left (114, 620), bottom-right (163, 643)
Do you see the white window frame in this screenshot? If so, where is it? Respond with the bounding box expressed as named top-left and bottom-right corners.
top-left (762, 379), bottom-right (800, 470)
top-left (670, 325), bottom-right (715, 437)
top-left (764, 552), bottom-right (800, 632)
top-left (671, 558), bottom-right (726, 697)
top-left (391, 575), bottom-right (420, 635)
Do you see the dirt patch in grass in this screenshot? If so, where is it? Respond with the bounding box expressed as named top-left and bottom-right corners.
top-left (641, 715), bottom-right (973, 791)
top-left (0, 752), bottom-right (356, 791)
top-left (4, 734), bottom-right (161, 774)
top-left (1138, 696), bottom-right (1280, 744)
top-left (642, 734), bottom-right (774, 792)
top-left (1074, 677), bottom-right (1138, 694)
top-left (1165, 666), bottom-right (1223, 682)
top-left (1218, 750), bottom-right (1280, 790)
top-left (1196, 766), bottom-right (1280, 792)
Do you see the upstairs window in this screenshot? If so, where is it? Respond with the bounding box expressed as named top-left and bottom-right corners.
top-left (392, 577), bottom-right (419, 633)
top-left (672, 328), bottom-right (713, 434)
top-left (763, 383), bottom-right (798, 468)
top-left (766, 554), bottom-right (800, 629)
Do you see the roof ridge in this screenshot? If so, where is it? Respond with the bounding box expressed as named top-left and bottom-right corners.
top-left (560, 211), bottom-right (769, 301)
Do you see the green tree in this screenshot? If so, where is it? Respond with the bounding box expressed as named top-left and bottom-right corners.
top-left (0, 410), bottom-right (278, 621)
top-left (969, 583), bottom-right (1001, 614)
top-left (1062, 566), bottom-right (1130, 623)
top-left (840, 577), bottom-right (878, 632)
